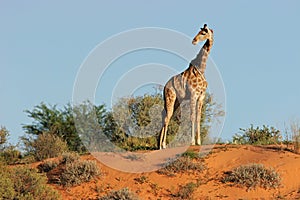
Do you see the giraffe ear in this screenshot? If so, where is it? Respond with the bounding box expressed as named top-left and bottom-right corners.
top-left (210, 29), bottom-right (214, 33)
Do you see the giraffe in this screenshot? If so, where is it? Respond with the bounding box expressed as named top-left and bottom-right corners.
top-left (159, 24), bottom-right (214, 149)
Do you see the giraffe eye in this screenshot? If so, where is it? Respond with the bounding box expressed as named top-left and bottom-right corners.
top-left (201, 32), bottom-right (206, 35)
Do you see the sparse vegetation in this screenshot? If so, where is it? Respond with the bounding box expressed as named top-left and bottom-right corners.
top-left (233, 125), bottom-right (281, 145)
top-left (222, 163), bottom-right (281, 190)
top-left (98, 188), bottom-right (139, 200)
top-left (59, 160), bottom-right (100, 186)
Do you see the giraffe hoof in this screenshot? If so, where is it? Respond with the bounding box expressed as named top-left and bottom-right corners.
top-left (191, 141), bottom-right (196, 146)
top-left (160, 143), bottom-right (166, 150)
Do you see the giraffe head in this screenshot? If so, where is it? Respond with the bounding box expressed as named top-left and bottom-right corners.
top-left (192, 24), bottom-right (213, 45)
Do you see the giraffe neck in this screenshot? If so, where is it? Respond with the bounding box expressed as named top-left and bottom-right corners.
top-left (190, 36), bottom-right (214, 74)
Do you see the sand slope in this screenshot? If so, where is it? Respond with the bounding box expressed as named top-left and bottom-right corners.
top-left (48, 145), bottom-right (300, 200)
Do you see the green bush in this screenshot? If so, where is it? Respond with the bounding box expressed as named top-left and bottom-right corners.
top-left (222, 163), bottom-right (281, 190)
top-left (0, 164), bottom-right (61, 200)
top-left (23, 103), bottom-right (90, 153)
top-left (22, 132), bottom-right (68, 161)
top-left (59, 160), bottom-right (100, 186)
top-left (98, 188), bottom-right (139, 200)
top-left (233, 125), bottom-right (281, 145)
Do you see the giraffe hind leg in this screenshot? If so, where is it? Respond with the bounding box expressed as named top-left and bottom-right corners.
top-left (159, 91), bottom-right (176, 149)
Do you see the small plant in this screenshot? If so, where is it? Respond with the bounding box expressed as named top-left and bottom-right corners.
top-left (222, 163), bottom-right (281, 190)
top-left (157, 156), bottom-right (205, 176)
top-left (149, 182), bottom-right (160, 196)
top-left (59, 160), bottom-right (100, 186)
top-left (60, 151), bottom-right (80, 164)
top-left (38, 160), bottom-right (59, 172)
top-left (172, 182), bottom-right (198, 200)
top-left (98, 188), bottom-right (139, 200)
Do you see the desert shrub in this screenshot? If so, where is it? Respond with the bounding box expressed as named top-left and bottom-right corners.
top-left (222, 163), bottom-right (281, 190)
top-left (22, 132), bottom-right (68, 161)
top-left (59, 160), bottom-right (100, 186)
top-left (60, 152), bottom-right (80, 164)
top-left (0, 126), bottom-right (22, 164)
top-left (157, 156), bottom-right (205, 176)
top-left (233, 125), bottom-right (281, 145)
top-left (0, 165), bottom-right (61, 200)
top-left (98, 188), bottom-right (139, 200)
top-left (38, 160), bottom-right (59, 172)
top-left (0, 145), bottom-right (21, 164)
top-left (172, 182), bottom-right (197, 200)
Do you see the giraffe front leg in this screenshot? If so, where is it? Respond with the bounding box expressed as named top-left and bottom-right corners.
top-left (196, 94), bottom-right (205, 145)
top-left (190, 98), bottom-right (197, 146)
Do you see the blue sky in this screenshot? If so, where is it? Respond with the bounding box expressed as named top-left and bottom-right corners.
top-left (1, 1), bottom-right (300, 144)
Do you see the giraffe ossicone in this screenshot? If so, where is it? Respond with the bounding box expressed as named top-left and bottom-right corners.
top-left (159, 24), bottom-right (214, 149)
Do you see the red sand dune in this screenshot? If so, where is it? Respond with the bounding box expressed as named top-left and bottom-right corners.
top-left (48, 145), bottom-right (300, 199)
